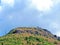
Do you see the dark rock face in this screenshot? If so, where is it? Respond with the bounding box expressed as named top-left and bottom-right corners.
top-left (43, 29), bottom-right (52, 34)
top-left (12, 30), bottom-right (40, 35)
top-left (13, 30), bottom-right (24, 34)
top-left (25, 30), bottom-right (33, 34)
top-left (34, 31), bottom-right (39, 35)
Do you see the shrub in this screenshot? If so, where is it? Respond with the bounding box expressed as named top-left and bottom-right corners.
top-left (37, 43), bottom-right (41, 45)
top-left (54, 41), bottom-right (58, 44)
top-left (36, 38), bottom-right (44, 42)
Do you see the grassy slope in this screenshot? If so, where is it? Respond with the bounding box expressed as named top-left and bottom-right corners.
top-left (0, 27), bottom-right (60, 45)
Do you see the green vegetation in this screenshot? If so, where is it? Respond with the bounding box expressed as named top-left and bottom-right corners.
top-left (25, 36), bottom-right (54, 45)
top-left (0, 34), bottom-right (56, 45)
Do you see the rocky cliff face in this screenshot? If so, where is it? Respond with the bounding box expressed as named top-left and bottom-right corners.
top-left (8, 27), bottom-right (58, 40)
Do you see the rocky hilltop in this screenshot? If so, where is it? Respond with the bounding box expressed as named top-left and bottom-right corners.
top-left (0, 27), bottom-right (60, 45)
top-left (8, 27), bottom-right (58, 39)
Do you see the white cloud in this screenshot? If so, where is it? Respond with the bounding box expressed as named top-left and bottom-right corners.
top-left (28, 0), bottom-right (60, 13)
top-left (49, 22), bottom-right (60, 36)
top-left (1, 0), bottom-right (15, 7)
top-left (0, 6), bottom-right (3, 12)
top-left (56, 32), bottom-right (60, 36)
top-left (50, 22), bottom-right (59, 29)
top-left (31, 0), bottom-right (54, 12)
top-left (53, 0), bottom-right (60, 5)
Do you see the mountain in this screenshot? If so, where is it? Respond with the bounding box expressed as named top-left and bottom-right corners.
top-left (0, 27), bottom-right (60, 45)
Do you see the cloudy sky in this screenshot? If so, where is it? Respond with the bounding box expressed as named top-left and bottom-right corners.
top-left (0, 0), bottom-right (60, 36)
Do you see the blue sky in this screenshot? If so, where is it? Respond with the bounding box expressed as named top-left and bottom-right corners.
top-left (0, 0), bottom-right (60, 36)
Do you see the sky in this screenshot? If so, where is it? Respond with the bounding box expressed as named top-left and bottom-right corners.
top-left (0, 0), bottom-right (60, 36)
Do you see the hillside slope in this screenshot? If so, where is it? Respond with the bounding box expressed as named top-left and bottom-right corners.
top-left (0, 27), bottom-right (60, 45)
